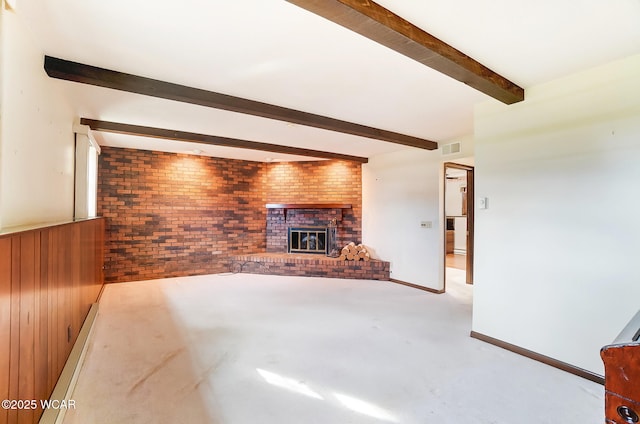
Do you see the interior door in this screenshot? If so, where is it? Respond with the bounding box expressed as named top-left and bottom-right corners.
top-left (444, 162), bottom-right (474, 285)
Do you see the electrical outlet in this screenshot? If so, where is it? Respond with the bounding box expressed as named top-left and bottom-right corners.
top-left (420, 221), bottom-right (432, 228)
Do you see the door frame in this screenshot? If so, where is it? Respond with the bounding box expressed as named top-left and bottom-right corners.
top-left (443, 162), bottom-right (474, 285)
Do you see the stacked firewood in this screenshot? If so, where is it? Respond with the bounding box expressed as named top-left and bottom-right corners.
top-left (339, 242), bottom-right (371, 261)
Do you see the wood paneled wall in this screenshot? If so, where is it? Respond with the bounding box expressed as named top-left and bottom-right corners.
top-left (0, 218), bottom-right (104, 424)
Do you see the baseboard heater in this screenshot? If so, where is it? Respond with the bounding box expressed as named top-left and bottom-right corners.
top-left (39, 303), bottom-right (99, 424)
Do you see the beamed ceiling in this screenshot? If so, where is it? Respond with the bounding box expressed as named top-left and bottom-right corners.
top-left (17, 0), bottom-right (640, 162)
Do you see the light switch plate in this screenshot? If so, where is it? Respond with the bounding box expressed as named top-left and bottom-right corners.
top-left (478, 197), bottom-right (488, 209)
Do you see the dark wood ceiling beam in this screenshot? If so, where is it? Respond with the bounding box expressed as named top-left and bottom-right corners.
top-left (46, 56), bottom-right (437, 150)
top-left (80, 118), bottom-right (369, 163)
top-left (286, 0), bottom-right (524, 105)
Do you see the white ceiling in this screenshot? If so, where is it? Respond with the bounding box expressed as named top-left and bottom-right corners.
top-left (17, 0), bottom-right (640, 162)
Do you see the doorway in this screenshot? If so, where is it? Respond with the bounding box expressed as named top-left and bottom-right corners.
top-left (444, 162), bottom-right (474, 289)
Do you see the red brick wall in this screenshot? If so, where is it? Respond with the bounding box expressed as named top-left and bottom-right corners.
top-left (98, 147), bottom-right (266, 283)
top-left (264, 161), bottom-right (362, 252)
top-left (99, 148), bottom-right (362, 283)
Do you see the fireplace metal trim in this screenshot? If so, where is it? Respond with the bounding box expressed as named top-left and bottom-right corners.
top-left (288, 227), bottom-right (327, 254)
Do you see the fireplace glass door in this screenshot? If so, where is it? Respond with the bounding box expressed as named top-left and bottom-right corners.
top-left (288, 227), bottom-right (327, 254)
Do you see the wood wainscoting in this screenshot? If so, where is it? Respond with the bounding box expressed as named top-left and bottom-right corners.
top-left (0, 218), bottom-right (104, 424)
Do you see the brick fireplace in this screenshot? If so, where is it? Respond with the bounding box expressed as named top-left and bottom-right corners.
top-left (235, 202), bottom-right (389, 280)
top-left (99, 149), bottom-right (388, 283)
top-left (265, 203), bottom-right (356, 254)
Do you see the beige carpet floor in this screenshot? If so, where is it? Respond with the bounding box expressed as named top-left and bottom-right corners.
top-left (63, 271), bottom-right (603, 424)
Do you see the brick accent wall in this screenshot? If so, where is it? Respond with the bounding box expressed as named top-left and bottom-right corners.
top-left (98, 148), bottom-right (363, 283)
top-left (264, 161), bottom-right (361, 252)
top-left (98, 147), bottom-right (266, 283)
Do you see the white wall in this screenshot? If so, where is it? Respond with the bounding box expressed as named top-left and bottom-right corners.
top-left (362, 137), bottom-right (473, 290)
top-left (473, 54), bottom-right (640, 375)
top-left (0, 5), bottom-right (75, 229)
